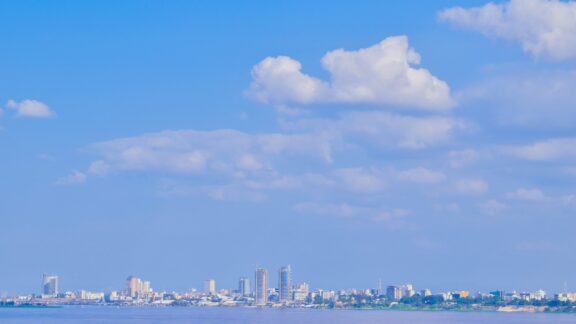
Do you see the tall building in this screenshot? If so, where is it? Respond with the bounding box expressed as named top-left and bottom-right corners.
top-left (386, 286), bottom-right (402, 301)
top-left (255, 268), bottom-right (268, 305)
top-left (239, 277), bottom-right (251, 297)
top-left (278, 265), bottom-right (292, 303)
top-left (204, 279), bottom-right (216, 295)
top-left (42, 274), bottom-right (59, 296)
top-left (126, 276), bottom-right (142, 298)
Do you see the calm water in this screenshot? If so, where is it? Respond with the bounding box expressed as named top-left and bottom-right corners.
top-left (1, 307), bottom-right (575, 323)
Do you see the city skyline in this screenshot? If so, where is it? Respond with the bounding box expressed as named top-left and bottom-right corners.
top-left (2, 0), bottom-right (576, 296)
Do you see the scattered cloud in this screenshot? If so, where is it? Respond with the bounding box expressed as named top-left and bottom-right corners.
top-left (295, 202), bottom-right (412, 228)
top-left (333, 168), bottom-right (385, 193)
top-left (506, 187), bottom-right (547, 201)
top-left (448, 149), bottom-right (478, 168)
top-left (56, 170), bottom-right (87, 186)
top-left (439, 0), bottom-right (576, 60)
top-left (455, 178), bottom-right (489, 195)
top-left (89, 129), bottom-right (333, 176)
top-left (6, 99), bottom-right (55, 118)
top-left (158, 181), bottom-right (266, 202)
top-left (396, 167), bottom-right (446, 184)
top-left (284, 111), bottom-right (466, 149)
top-left (294, 202), bottom-right (368, 218)
top-left (248, 36), bottom-right (455, 110)
top-left (504, 138), bottom-right (576, 160)
top-left (88, 160), bottom-right (110, 176)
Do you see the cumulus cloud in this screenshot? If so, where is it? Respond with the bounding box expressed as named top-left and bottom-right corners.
top-left (439, 0), bottom-right (576, 60)
top-left (248, 36), bottom-right (455, 110)
top-left (506, 187), bottom-right (547, 201)
top-left (56, 170), bottom-right (87, 186)
top-left (6, 99), bottom-right (55, 118)
top-left (396, 167), bottom-right (446, 184)
top-left (504, 138), bottom-right (576, 160)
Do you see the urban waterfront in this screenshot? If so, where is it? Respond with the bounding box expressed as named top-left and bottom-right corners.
top-left (3, 267), bottom-right (576, 314)
top-left (1, 306), bottom-right (576, 324)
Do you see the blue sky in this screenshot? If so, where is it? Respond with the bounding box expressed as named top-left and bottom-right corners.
top-left (2, 0), bottom-right (576, 295)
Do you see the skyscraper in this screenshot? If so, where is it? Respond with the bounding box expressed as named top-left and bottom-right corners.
top-left (42, 274), bottom-right (58, 296)
top-left (255, 268), bottom-right (268, 305)
top-left (387, 286), bottom-right (403, 301)
top-left (239, 277), bottom-right (251, 297)
top-left (126, 276), bottom-right (142, 298)
top-left (278, 265), bottom-right (292, 303)
top-left (204, 279), bottom-right (216, 295)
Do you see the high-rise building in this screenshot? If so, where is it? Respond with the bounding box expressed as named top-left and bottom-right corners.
top-left (386, 286), bottom-right (402, 301)
top-left (404, 284), bottom-right (415, 297)
top-left (278, 265), bottom-right (292, 303)
top-left (204, 279), bottom-right (216, 295)
top-left (255, 268), bottom-right (268, 305)
top-left (126, 276), bottom-right (142, 298)
top-left (42, 274), bottom-right (59, 296)
top-left (142, 281), bottom-right (151, 295)
top-left (239, 277), bottom-right (251, 297)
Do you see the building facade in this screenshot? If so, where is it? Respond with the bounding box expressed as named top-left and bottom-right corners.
top-left (278, 265), bottom-right (292, 303)
top-left (239, 277), bottom-right (251, 297)
top-left (255, 268), bottom-right (268, 305)
top-left (204, 279), bottom-right (216, 295)
top-left (42, 274), bottom-right (59, 296)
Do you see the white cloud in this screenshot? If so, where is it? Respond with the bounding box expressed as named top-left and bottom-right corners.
top-left (455, 178), bottom-right (489, 194)
top-left (294, 202), bottom-right (367, 218)
top-left (56, 170), bottom-right (87, 186)
top-left (439, 0), bottom-right (576, 60)
top-left (479, 199), bottom-right (507, 215)
top-left (248, 36), bottom-right (455, 110)
top-left (506, 187), bottom-right (547, 201)
top-left (373, 208), bottom-right (411, 222)
top-left (295, 202), bottom-right (411, 226)
top-left (89, 129), bottom-right (333, 176)
top-left (88, 160), bottom-right (110, 176)
top-left (396, 167), bottom-right (446, 184)
top-left (6, 99), bottom-right (55, 118)
top-left (333, 168), bottom-right (385, 193)
top-left (504, 138), bottom-right (576, 160)
top-left (284, 111), bottom-right (465, 149)
top-left (158, 181), bottom-right (266, 202)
